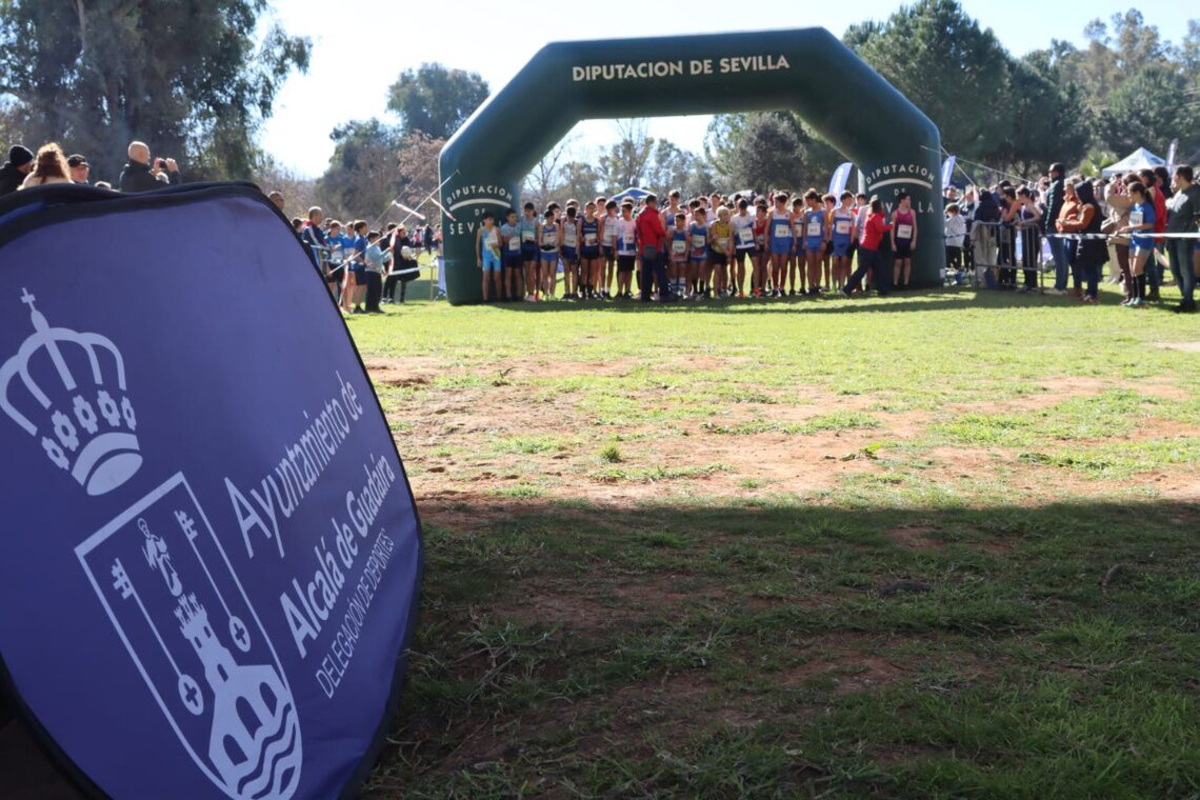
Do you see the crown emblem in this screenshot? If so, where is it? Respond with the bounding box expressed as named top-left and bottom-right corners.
top-left (1, 289), bottom-right (142, 495)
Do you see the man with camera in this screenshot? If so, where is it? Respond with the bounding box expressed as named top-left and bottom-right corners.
top-left (117, 141), bottom-right (181, 193)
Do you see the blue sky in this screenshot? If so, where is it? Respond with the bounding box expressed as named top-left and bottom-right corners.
top-left (260, 0), bottom-right (1194, 177)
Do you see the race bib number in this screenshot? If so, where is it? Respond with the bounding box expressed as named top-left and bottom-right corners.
top-left (835, 220), bottom-right (851, 235)
top-left (603, 227), bottom-right (616, 245)
top-left (585, 233), bottom-right (597, 246)
top-left (774, 224), bottom-right (791, 239)
top-left (806, 221), bottom-right (821, 238)
top-left (737, 226), bottom-right (754, 245)
top-left (897, 224), bottom-right (913, 240)
top-left (672, 240), bottom-right (686, 254)
top-left (563, 229), bottom-right (577, 247)
top-left (1129, 210), bottom-right (1143, 226)
top-left (507, 236), bottom-right (521, 252)
top-left (543, 231), bottom-right (557, 247)
top-left (692, 234), bottom-right (707, 250)
top-left (521, 229), bottom-right (535, 242)
top-left (484, 233), bottom-right (498, 250)
top-left (756, 232), bottom-right (766, 245)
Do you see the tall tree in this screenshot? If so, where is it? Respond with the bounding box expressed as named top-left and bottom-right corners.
top-left (522, 134), bottom-right (580, 210)
top-left (394, 132), bottom-right (444, 210)
top-left (386, 63), bottom-right (489, 140)
top-left (315, 119), bottom-right (402, 221)
top-left (844, 0), bottom-right (1010, 160)
top-left (0, 0), bottom-right (310, 182)
top-left (986, 55), bottom-right (1089, 178)
top-left (705, 112), bottom-right (838, 193)
top-left (598, 119), bottom-right (656, 192)
top-left (557, 161), bottom-right (600, 204)
top-left (256, 159), bottom-right (319, 221)
top-left (1101, 62), bottom-right (1200, 155)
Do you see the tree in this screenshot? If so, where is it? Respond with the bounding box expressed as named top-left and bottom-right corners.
top-left (386, 63), bottom-right (489, 140)
top-left (315, 119), bottom-right (402, 221)
top-left (844, 0), bottom-right (1010, 160)
top-left (705, 112), bottom-right (838, 193)
top-left (522, 134), bottom-right (580, 209)
top-left (0, 0), bottom-right (310, 182)
top-left (985, 55), bottom-right (1089, 178)
top-left (394, 132), bottom-right (445, 210)
top-left (0, 98), bottom-right (25, 150)
top-left (255, 159), bottom-right (319, 221)
top-left (557, 161), bottom-right (600, 204)
top-left (598, 119), bottom-right (656, 192)
top-left (1101, 62), bottom-right (1200, 156)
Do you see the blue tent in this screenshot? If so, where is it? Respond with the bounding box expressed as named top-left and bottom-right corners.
top-left (608, 187), bottom-right (653, 203)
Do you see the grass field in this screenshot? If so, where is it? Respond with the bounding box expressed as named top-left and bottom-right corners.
top-left (353, 276), bottom-right (1199, 799)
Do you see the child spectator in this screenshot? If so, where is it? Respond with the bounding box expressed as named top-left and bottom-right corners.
top-left (944, 203), bottom-right (966, 284)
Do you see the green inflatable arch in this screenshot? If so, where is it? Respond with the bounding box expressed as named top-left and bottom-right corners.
top-left (439, 28), bottom-right (944, 306)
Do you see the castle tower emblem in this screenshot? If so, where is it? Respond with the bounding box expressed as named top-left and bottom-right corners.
top-left (78, 477), bottom-right (302, 799)
top-left (1, 289), bottom-right (142, 495)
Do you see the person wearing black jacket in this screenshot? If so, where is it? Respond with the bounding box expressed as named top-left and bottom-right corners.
top-left (385, 227), bottom-right (420, 303)
top-left (117, 141), bottom-right (181, 193)
top-left (0, 145), bottom-right (34, 196)
top-left (1166, 165), bottom-right (1200, 313)
top-left (1071, 180), bottom-right (1107, 303)
top-left (1043, 163), bottom-right (1068, 292)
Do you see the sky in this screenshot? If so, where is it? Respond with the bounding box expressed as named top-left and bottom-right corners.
top-left (260, 0), bottom-right (1194, 177)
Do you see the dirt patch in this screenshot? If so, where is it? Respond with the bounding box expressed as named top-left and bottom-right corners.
top-left (490, 590), bottom-right (616, 638)
top-left (886, 526), bottom-right (943, 550)
top-left (1155, 341), bottom-right (1200, 353)
top-left (771, 634), bottom-right (906, 694)
top-left (372, 359), bottom-right (1196, 519)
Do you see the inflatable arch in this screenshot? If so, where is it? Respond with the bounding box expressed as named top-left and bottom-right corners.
top-left (439, 28), bottom-right (945, 306)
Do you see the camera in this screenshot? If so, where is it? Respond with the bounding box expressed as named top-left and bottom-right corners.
top-left (156, 158), bottom-right (167, 170)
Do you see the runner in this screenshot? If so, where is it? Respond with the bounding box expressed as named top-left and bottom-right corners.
top-left (519, 202), bottom-right (540, 301)
top-left (891, 191), bottom-right (918, 289)
top-left (731, 198), bottom-right (755, 297)
top-left (831, 191), bottom-right (856, 291)
top-left (599, 200), bottom-right (618, 299)
top-left (689, 206), bottom-right (709, 299)
top-left (802, 190), bottom-right (826, 296)
top-left (709, 206), bottom-right (733, 298)
top-left (853, 193), bottom-right (870, 292)
top-left (614, 201), bottom-right (638, 299)
top-left (560, 205), bottom-right (580, 300)
top-left (669, 212), bottom-right (689, 298)
top-left (768, 193), bottom-right (794, 298)
top-left (475, 210), bottom-right (502, 302)
top-left (789, 196), bottom-right (806, 295)
top-left (822, 194), bottom-right (837, 291)
top-left (500, 208), bottom-right (524, 301)
top-left (1120, 181), bottom-right (1155, 308)
top-left (752, 200), bottom-right (770, 297)
top-left (537, 208), bottom-right (559, 300)
top-left (580, 202), bottom-right (602, 300)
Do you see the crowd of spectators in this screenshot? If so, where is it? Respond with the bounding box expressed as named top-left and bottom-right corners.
top-left (297, 207), bottom-right (438, 314)
top-left (0, 140), bottom-right (181, 197)
top-left (944, 161), bottom-right (1200, 313)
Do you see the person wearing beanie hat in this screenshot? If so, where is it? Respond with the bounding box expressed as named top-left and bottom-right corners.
top-left (0, 145), bottom-right (35, 197)
top-left (67, 154), bottom-right (90, 184)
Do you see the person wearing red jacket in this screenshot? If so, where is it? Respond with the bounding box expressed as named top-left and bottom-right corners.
top-left (842, 197), bottom-right (893, 297)
top-left (635, 194), bottom-right (672, 302)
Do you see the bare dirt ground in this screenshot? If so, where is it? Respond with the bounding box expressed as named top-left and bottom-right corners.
top-left (365, 357), bottom-right (1200, 521)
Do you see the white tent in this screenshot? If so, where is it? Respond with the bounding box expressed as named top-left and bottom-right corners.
top-left (1101, 147), bottom-right (1165, 178)
top-left (608, 187), bottom-right (653, 203)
